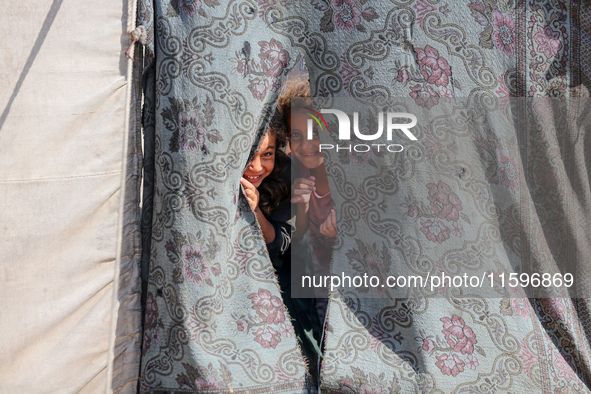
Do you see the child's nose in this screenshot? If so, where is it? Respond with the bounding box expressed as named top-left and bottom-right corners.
top-left (301, 138), bottom-right (315, 149)
top-left (249, 157), bottom-right (262, 172)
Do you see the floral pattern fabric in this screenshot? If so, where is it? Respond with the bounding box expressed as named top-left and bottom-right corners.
top-left (137, 1), bottom-right (309, 392)
top-left (138, 0), bottom-right (591, 392)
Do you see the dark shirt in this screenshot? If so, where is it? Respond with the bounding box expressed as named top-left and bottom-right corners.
top-left (261, 156), bottom-right (322, 383)
top-left (263, 156), bottom-right (296, 266)
top-left (265, 195), bottom-right (293, 259)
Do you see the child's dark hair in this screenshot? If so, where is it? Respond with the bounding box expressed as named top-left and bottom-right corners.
top-left (258, 112), bottom-right (290, 217)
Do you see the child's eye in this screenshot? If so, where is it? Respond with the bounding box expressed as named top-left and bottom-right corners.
top-left (262, 151), bottom-right (274, 157)
top-left (291, 132), bottom-right (301, 139)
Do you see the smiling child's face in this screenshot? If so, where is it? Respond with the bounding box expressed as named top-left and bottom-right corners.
top-left (289, 109), bottom-right (323, 169)
top-left (243, 132), bottom-right (276, 188)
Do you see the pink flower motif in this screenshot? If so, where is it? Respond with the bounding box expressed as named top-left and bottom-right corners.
top-left (270, 78), bottom-right (282, 92)
top-left (427, 181), bottom-right (463, 221)
top-left (410, 84), bottom-right (439, 109)
top-left (465, 354), bottom-right (479, 370)
top-left (196, 377), bottom-right (222, 390)
top-left (414, 45), bottom-right (452, 87)
top-left (182, 245), bottom-right (210, 285)
top-left (249, 288), bottom-right (275, 310)
top-left (248, 77), bottom-right (271, 101)
top-left (248, 289), bottom-right (286, 324)
top-left (492, 11), bottom-right (516, 56)
top-left (510, 298), bottom-right (530, 319)
top-left (422, 339), bottom-right (435, 353)
top-left (254, 326), bottom-right (281, 349)
top-left (258, 39), bottom-right (290, 78)
top-left (397, 69), bottom-right (409, 83)
top-left (439, 86), bottom-right (453, 100)
top-left (332, 0), bottom-right (362, 32)
top-left (534, 25), bottom-right (562, 58)
top-left (236, 319), bottom-right (250, 333)
top-left (435, 353), bottom-right (465, 376)
top-left (178, 111), bottom-right (206, 152)
top-left (280, 323), bottom-right (293, 337)
top-left (179, 0), bottom-right (202, 16)
top-left (496, 149), bottom-right (519, 191)
top-left (441, 315), bottom-right (478, 355)
top-left (420, 220), bottom-right (450, 244)
top-left (407, 204), bottom-right (419, 218)
top-left (338, 379), bottom-right (355, 391)
top-left (144, 292), bottom-right (159, 330)
top-left (451, 221), bottom-right (464, 237)
top-left (540, 293), bottom-right (567, 322)
top-left (553, 351), bottom-right (576, 382)
top-left (360, 384), bottom-right (387, 394)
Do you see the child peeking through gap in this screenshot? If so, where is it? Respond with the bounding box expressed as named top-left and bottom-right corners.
top-left (240, 115), bottom-right (322, 385)
top-left (278, 79), bottom-right (337, 328)
top-left (240, 125), bottom-right (290, 254)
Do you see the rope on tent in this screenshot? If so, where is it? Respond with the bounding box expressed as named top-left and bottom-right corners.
top-left (126, 26), bottom-right (147, 60)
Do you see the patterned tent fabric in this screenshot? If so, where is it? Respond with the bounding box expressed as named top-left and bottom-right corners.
top-left (138, 0), bottom-right (591, 392)
top-left (138, 1), bottom-right (310, 392)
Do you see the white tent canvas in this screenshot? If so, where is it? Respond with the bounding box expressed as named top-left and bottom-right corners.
top-left (0, 1), bottom-right (142, 392)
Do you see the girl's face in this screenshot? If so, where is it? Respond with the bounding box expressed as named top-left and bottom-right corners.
top-left (289, 109), bottom-right (323, 169)
top-left (243, 132), bottom-right (276, 188)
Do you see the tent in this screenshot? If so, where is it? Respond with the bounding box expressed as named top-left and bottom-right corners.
top-left (1, 1), bottom-right (142, 392)
top-left (2, 1), bottom-right (590, 393)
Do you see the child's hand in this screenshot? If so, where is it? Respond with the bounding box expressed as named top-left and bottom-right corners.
top-left (320, 209), bottom-right (337, 239)
top-left (291, 176), bottom-right (315, 205)
top-left (241, 177), bottom-right (260, 212)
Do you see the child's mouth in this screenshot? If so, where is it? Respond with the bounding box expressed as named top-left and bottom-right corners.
top-left (245, 175), bottom-right (262, 181)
